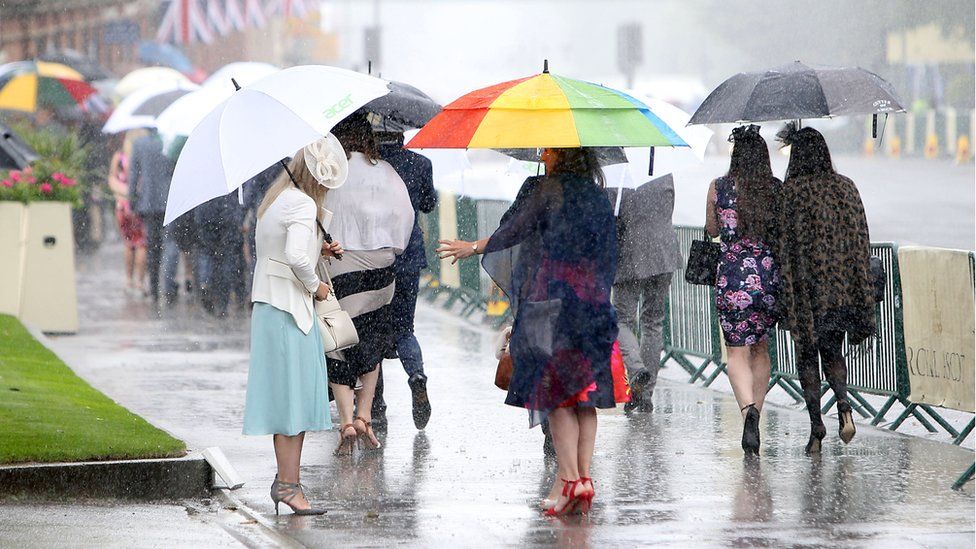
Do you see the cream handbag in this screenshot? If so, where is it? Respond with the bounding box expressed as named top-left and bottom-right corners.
top-left (315, 260), bottom-right (359, 353)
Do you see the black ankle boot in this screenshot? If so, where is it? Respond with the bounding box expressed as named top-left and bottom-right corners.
top-left (741, 404), bottom-right (760, 455)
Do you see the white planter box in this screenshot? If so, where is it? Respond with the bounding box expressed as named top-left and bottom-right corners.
top-left (19, 202), bottom-right (78, 333)
top-left (0, 201), bottom-right (27, 317)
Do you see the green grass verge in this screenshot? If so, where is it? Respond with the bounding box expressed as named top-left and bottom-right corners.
top-left (0, 315), bottom-right (186, 465)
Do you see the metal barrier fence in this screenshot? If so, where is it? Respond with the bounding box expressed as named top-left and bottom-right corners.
top-left (664, 226), bottom-right (724, 385)
top-left (665, 227), bottom-right (973, 453)
top-left (420, 213), bottom-right (974, 488)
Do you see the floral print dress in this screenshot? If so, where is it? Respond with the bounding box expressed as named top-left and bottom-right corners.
top-left (714, 176), bottom-right (780, 347)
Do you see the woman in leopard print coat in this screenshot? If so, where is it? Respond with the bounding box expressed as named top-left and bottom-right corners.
top-left (774, 123), bottom-right (876, 455)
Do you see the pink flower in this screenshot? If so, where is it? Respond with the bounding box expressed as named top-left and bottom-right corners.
top-left (1, 179), bottom-right (12, 188)
top-left (761, 256), bottom-right (774, 270)
top-left (728, 290), bottom-right (753, 310)
top-left (25, 175), bottom-right (35, 184)
top-left (59, 177), bottom-right (77, 187)
top-left (51, 172), bottom-right (64, 183)
top-left (742, 257), bottom-right (758, 270)
top-left (745, 274), bottom-right (763, 290)
top-left (22, 166), bottom-right (32, 175)
top-left (719, 208), bottom-right (738, 229)
top-left (9, 171), bottom-right (21, 182)
top-left (717, 275), bottom-right (728, 289)
top-left (39, 183), bottom-right (53, 194)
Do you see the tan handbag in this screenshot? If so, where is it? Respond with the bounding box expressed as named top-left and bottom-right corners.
top-left (315, 261), bottom-right (359, 353)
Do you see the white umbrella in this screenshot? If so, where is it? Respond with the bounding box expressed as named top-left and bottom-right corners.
top-left (620, 96), bottom-right (714, 182)
top-left (101, 81), bottom-right (198, 134)
top-left (164, 65), bottom-right (389, 225)
top-left (157, 64), bottom-right (280, 154)
top-left (114, 67), bottom-right (192, 102)
top-left (205, 62), bottom-right (279, 90)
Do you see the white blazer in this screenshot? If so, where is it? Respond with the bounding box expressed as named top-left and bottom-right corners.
top-left (251, 187), bottom-right (324, 334)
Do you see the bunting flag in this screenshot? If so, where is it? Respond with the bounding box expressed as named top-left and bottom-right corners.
top-left (157, 0), bottom-right (215, 44)
top-left (266, 0), bottom-right (310, 18)
top-left (224, 0), bottom-right (247, 31)
top-left (157, 0), bottom-right (312, 45)
top-left (244, 0), bottom-right (268, 28)
top-left (206, 0), bottom-right (230, 36)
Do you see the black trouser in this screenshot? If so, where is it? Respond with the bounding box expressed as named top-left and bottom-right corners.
top-left (795, 331), bottom-right (849, 433)
top-left (373, 266), bottom-right (425, 416)
top-left (141, 213), bottom-right (165, 300)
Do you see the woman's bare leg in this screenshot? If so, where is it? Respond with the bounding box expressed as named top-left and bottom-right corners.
top-left (547, 407), bottom-right (584, 510)
top-left (134, 246), bottom-right (147, 287)
top-left (576, 407), bottom-right (597, 483)
top-left (749, 341), bottom-right (772, 412)
top-left (123, 246), bottom-right (134, 286)
top-left (273, 432), bottom-right (310, 509)
top-left (331, 383), bottom-right (355, 429)
top-left (726, 346), bottom-right (756, 417)
top-left (354, 366), bottom-right (381, 447)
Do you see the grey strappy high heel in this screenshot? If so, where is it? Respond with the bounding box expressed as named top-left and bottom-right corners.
top-left (270, 476), bottom-right (327, 516)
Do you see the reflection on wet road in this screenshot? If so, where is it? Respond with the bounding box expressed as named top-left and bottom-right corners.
top-left (46, 242), bottom-right (974, 547)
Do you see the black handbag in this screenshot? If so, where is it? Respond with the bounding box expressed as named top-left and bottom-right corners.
top-left (685, 230), bottom-right (721, 286)
top-left (869, 256), bottom-right (886, 302)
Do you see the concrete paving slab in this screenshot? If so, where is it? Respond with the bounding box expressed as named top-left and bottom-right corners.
top-left (28, 239), bottom-right (974, 547)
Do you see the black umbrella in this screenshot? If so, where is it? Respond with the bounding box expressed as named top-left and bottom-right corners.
top-left (689, 61), bottom-right (905, 125)
top-left (494, 146), bottom-right (628, 166)
top-left (0, 124), bottom-right (39, 170)
top-left (366, 81), bottom-right (441, 131)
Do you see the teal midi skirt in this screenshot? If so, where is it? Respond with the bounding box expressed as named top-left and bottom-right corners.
top-left (242, 302), bottom-right (333, 436)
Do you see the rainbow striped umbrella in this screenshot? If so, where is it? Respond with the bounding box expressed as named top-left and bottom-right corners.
top-left (0, 61), bottom-right (98, 113)
top-left (407, 63), bottom-right (687, 150)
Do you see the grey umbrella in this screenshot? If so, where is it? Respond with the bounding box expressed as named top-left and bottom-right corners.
top-left (689, 61), bottom-right (906, 125)
top-left (367, 81), bottom-right (441, 131)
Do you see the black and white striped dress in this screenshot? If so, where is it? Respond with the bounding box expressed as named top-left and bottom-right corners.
top-left (320, 250), bottom-right (397, 388)
top-left (322, 152), bottom-right (415, 388)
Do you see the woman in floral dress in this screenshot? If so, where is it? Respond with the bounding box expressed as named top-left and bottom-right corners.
top-left (704, 125), bottom-right (781, 455)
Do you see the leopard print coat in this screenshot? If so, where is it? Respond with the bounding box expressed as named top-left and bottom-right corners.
top-left (772, 173), bottom-right (875, 346)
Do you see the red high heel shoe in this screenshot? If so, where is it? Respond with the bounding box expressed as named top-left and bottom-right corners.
top-left (578, 477), bottom-right (595, 514)
top-left (543, 478), bottom-right (584, 517)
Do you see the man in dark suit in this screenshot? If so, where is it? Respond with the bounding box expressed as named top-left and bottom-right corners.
top-left (609, 174), bottom-right (682, 412)
top-left (374, 133), bottom-right (438, 429)
top-left (129, 130), bottom-right (176, 302)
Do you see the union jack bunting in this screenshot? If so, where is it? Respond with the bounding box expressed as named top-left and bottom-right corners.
top-left (265, 0), bottom-right (311, 18)
top-left (243, 0), bottom-right (268, 28)
top-left (157, 0), bottom-right (215, 44)
top-left (205, 0), bottom-right (230, 36)
top-left (223, 0), bottom-right (247, 32)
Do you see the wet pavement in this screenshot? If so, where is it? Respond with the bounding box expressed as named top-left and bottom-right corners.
top-left (7, 237), bottom-right (970, 548)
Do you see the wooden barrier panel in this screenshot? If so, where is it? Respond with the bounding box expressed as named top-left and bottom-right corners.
top-left (899, 247), bottom-right (975, 413)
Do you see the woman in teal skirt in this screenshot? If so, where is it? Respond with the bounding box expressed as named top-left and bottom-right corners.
top-left (243, 134), bottom-right (347, 515)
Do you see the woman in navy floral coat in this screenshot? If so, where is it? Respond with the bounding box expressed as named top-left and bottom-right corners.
top-left (705, 125), bottom-right (781, 455)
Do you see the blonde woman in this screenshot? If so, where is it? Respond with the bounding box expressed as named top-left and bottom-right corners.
top-left (242, 135), bottom-right (347, 515)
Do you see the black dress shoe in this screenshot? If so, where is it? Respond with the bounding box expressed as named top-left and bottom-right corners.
top-left (624, 369), bottom-right (652, 413)
top-left (408, 374), bottom-right (431, 430)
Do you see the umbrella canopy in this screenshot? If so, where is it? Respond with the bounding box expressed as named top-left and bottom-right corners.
top-left (156, 64), bottom-right (280, 156)
top-left (102, 81), bottom-right (198, 134)
top-left (114, 67), bottom-right (192, 101)
top-left (164, 65), bottom-right (390, 225)
top-left (38, 49), bottom-right (112, 81)
top-left (689, 61), bottom-right (906, 125)
top-left (0, 61), bottom-right (98, 113)
top-left (407, 63), bottom-right (688, 149)
top-left (205, 62), bottom-right (279, 89)
top-left (366, 81), bottom-right (441, 131)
